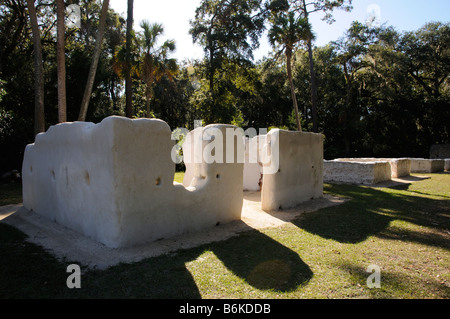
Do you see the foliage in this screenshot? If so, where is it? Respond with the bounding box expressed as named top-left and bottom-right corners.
top-left (0, 0), bottom-right (448, 174)
top-left (189, 0), bottom-right (267, 124)
top-left (136, 20), bottom-right (178, 118)
top-left (294, 21), bottom-right (450, 159)
top-left (268, 9), bottom-right (314, 130)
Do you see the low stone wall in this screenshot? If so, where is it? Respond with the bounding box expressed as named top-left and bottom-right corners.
top-left (323, 159), bottom-right (392, 185)
top-left (336, 158), bottom-right (411, 178)
top-left (388, 158), bottom-right (411, 178)
top-left (408, 158), bottom-right (445, 173)
top-left (445, 159), bottom-right (450, 171)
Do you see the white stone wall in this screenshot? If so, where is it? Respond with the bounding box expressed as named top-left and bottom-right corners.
top-left (336, 158), bottom-right (411, 178)
top-left (261, 129), bottom-right (323, 211)
top-left (388, 158), bottom-right (411, 178)
top-left (408, 158), bottom-right (445, 173)
top-left (323, 159), bottom-right (392, 185)
top-left (242, 135), bottom-right (266, 191)
top-left (22, 116), bottom-right (244, 248)
top-left (181, 126), bottom-right (202, 189)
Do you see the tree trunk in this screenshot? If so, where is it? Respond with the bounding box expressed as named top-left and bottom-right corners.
top-left (78, 0), bottom-right (110, 121)
top-left (306, 38), bottom-right (318, 132)
top-left (145, 96), bottom-right (151, 118)
top-left (208, 34), bottom-right (215, 122)
top-left (286, 49), bottom-right (302, 131)
top-left (56, 0), bottom-right (66, 123)
top-left (301, 0), bottom-right (318, 133)
top-left (26, 0), bottom-right (45, 136)
top-left (110, 79), bottom-right (118, 111)
top-left (125, 0), bottom-right (134, 118)
top-left (343, 69), bottom-right (353, 156)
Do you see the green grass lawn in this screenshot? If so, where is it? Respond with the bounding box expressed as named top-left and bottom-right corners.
top-left (0, 172), bottom-right (449, 299)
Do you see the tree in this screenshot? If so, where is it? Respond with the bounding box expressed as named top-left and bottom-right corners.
top-left (56, 0), bottom-right (66, 123)
top-left (289, 0), bottom-right (353, 132)
top-left (137, 21), bottom-right (178, 118)
top-left (26, 0), bottom-right (45, 135)
top-left (103, 10), bottom-right (126, 113)
top-left (398, 22), bottom-right (450, 146)
top-left (125, 0), bottom-right (134, 118)
top-left (333, 22), bottom-right (374, 105)
top-left (78, 0), bottom-right (110, 121)
top-left (239, 58), bottom-right (293, 130)
top-left (268, 10), bottom-right (313, 131)
top-left (150, 64), bottom-right (194, 129)
top-left (190, 0), bottom-right (266, 123)
top-left (400, 22), bottom-right (450, 100)
top-left (0, 0), bottom-right (127, 173)
top-left (332, 22), bottom-right (382, 155)
top-left (0, 0), bottom-right (29, 75)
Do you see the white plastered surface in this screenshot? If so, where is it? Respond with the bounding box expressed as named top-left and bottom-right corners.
top-left (22, 117), bottom-right (244, 248)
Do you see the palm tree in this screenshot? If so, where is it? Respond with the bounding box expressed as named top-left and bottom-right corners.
top-left (137, 20), bottom-right (178, 118)
top-left (268, 11), bottom-right (313, 131)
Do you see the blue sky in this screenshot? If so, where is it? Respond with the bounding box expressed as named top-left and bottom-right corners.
top-left (309, 0), bottom-right (450, 45)
top-left (109, 0), bottom-right (450, 62)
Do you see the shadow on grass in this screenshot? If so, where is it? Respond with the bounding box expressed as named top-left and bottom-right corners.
top-left (0, 223), bottom-right (72, 298)
top-left (292, 183), bottom-right (450, 248)
top-left (390, 183), bottom-right (450, 199)
top-left (86, 226), bottom-right (313, 297)
top-left (1, 182), bottom-right (312, 297)
top-left (0, 221), bottom-right (312, 298)
top-left (210, 226), bottom-right (312, 292)
top-left (0, 219), bottom-right (203, 298)
top-left (72, 247), bottom-right (205, 298)
top-left (70, 227), bottom-right (313, 298)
